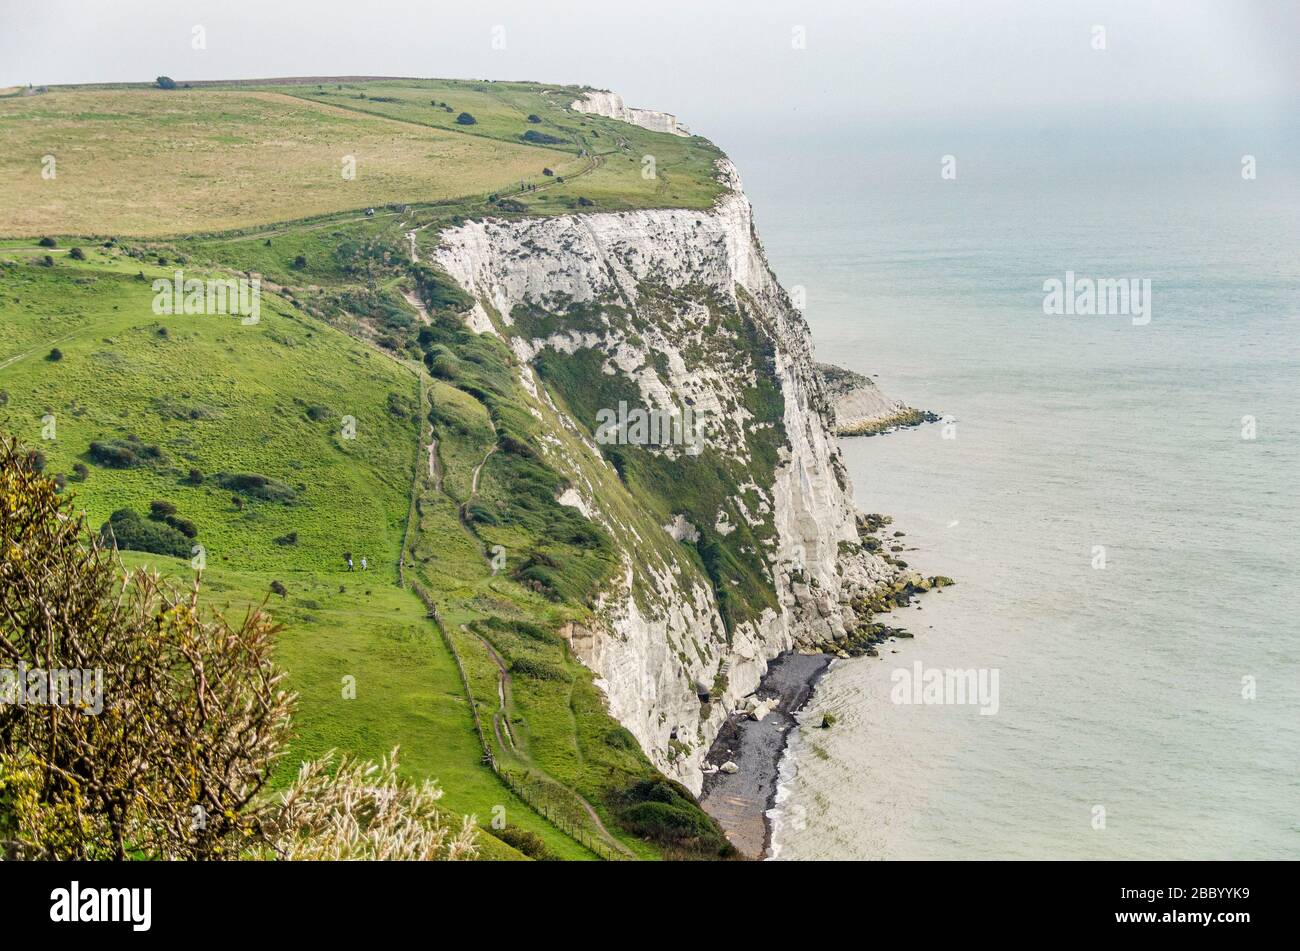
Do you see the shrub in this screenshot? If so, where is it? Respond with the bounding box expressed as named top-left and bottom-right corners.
top-left (425, 348), bottom-right (460, 380)
top-left (148, 500), bottom-right (177, 519)
top-left (493, 826), bottom-right (553, 860)
top-left (217, 472), bottom-right (298, 504)
top-left (68, 247), bottom-right (85, 261)
top-left (37, 236), bottom-right (56, 248)
top-left (269, 580), bottom-right (288, 598)
top-left (508, 657), bottom-right (569, 682)
top-left (71, 462), bottom-right (88, 481)
top-left (166, 516), bottom-right (198, 539)
top-left (88, 436), bottom-right (163, 469)
top-left (273, 531), bottom-right (298, 546)
top-left (455, 112), bottom-right (476, 125)
top-left (577, 197), bottom-right (595, 207)
top-left (155, 76), bottom-right (177, 89)
top-left (498, 433), bottom-right (535, 458)
top-left (99, 508), bottom-right (191, 558)
top-left (305, 405), bottom-right (331, 422)
top-left (526, 114), bottom-right (542, 124)
top-left (542, 167), bottom-right (554, 177)
top-left (40, 256), bottom-right (54, 267)
top-left (291, 254), bottom-right (307, 270)
top-left (620, 801), bottom-right (718, 843)
top-left (616, 779), bottom-right (735, 857)
top-left (521, 130), bottom-right (565, 145)
top-left (186, 467), bottom-right (203, 485)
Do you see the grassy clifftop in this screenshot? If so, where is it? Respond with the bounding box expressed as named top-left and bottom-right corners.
top-left (0, 77), bottom-right (725, 238)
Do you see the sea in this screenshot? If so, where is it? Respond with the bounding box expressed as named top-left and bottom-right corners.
top-left (717, 120), bottom-right (1300, 859)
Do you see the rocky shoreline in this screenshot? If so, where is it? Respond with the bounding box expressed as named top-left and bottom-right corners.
top-left (816, 362), bottom-right (940, 437)
top-left (698, 651), bottom-right (833, 859)
top-left (698, 510), bottom-right (955, 857)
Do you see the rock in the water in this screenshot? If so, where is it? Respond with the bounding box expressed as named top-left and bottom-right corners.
top-left (816, 363), bottom-right (938, 436)
top-left (720, 760), bottom-right (739, 774)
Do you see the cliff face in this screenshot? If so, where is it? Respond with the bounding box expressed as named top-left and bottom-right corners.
top-left (433, 158), bottom-right (895, 793)
top-left (570, 90), bottom-right (691, 137)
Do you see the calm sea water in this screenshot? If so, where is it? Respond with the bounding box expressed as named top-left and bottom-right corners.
top-left (724, 127), bottom-right (1300, 859)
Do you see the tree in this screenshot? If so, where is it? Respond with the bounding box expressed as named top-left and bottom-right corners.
top-left (155, 76), bottom-right (177, 90)
top-left (455, 112), bottom-right (476, 125)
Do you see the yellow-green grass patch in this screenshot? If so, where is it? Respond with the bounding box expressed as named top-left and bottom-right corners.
top-left (0, 88), bottom-right (577, 237)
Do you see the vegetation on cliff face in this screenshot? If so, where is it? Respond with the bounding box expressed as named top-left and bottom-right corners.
top-left (0, 77), bottom-right (737, 860)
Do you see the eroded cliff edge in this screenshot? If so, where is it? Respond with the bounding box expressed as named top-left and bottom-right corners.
top-left (432, 158), bottom-right (903, 794)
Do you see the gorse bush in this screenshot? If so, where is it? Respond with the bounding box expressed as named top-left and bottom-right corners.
top-left (492, 826), bottom-right (553, 860)
top-left (616, 779), bottom-right (735, 858)
top-left (217, 472), bottom-right (298, 504)
top-left (99, 508), bottom-right (191, 558)
top-left (508, 656), bottom-right (569, 682)
top-left (87, 435), bottom-right (163, 469)
top-left (521, 130), bottom-right (565, 145)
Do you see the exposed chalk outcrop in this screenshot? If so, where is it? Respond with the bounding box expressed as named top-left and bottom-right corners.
top-left (570, 89), bottom-right (691, 137)
top-left (817, 362), bottom-right (937, 436)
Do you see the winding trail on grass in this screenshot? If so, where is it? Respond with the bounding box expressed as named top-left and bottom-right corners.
top-left (469, 444), bottom-right (496, 497)
top-left (454, 409), bottom-right (499, 565)
top-left (427, 438), bottom-right (442, 491)
top-left (463, 623), bottom-right (634, 859)
top-left (464, 623), bottom-right (517, 753)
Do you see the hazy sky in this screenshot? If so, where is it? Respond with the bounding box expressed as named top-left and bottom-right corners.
top-left (3, 0), bottom-right (1296, 140)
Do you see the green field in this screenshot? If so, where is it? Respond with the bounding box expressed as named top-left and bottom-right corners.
top-left (0, 79), bottom-right (724, 239)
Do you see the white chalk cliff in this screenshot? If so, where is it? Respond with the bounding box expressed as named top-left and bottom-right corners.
top-left (570, 89), bottom-right (692, 137)
top-left (433, 115), bottom-right (897, 793)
